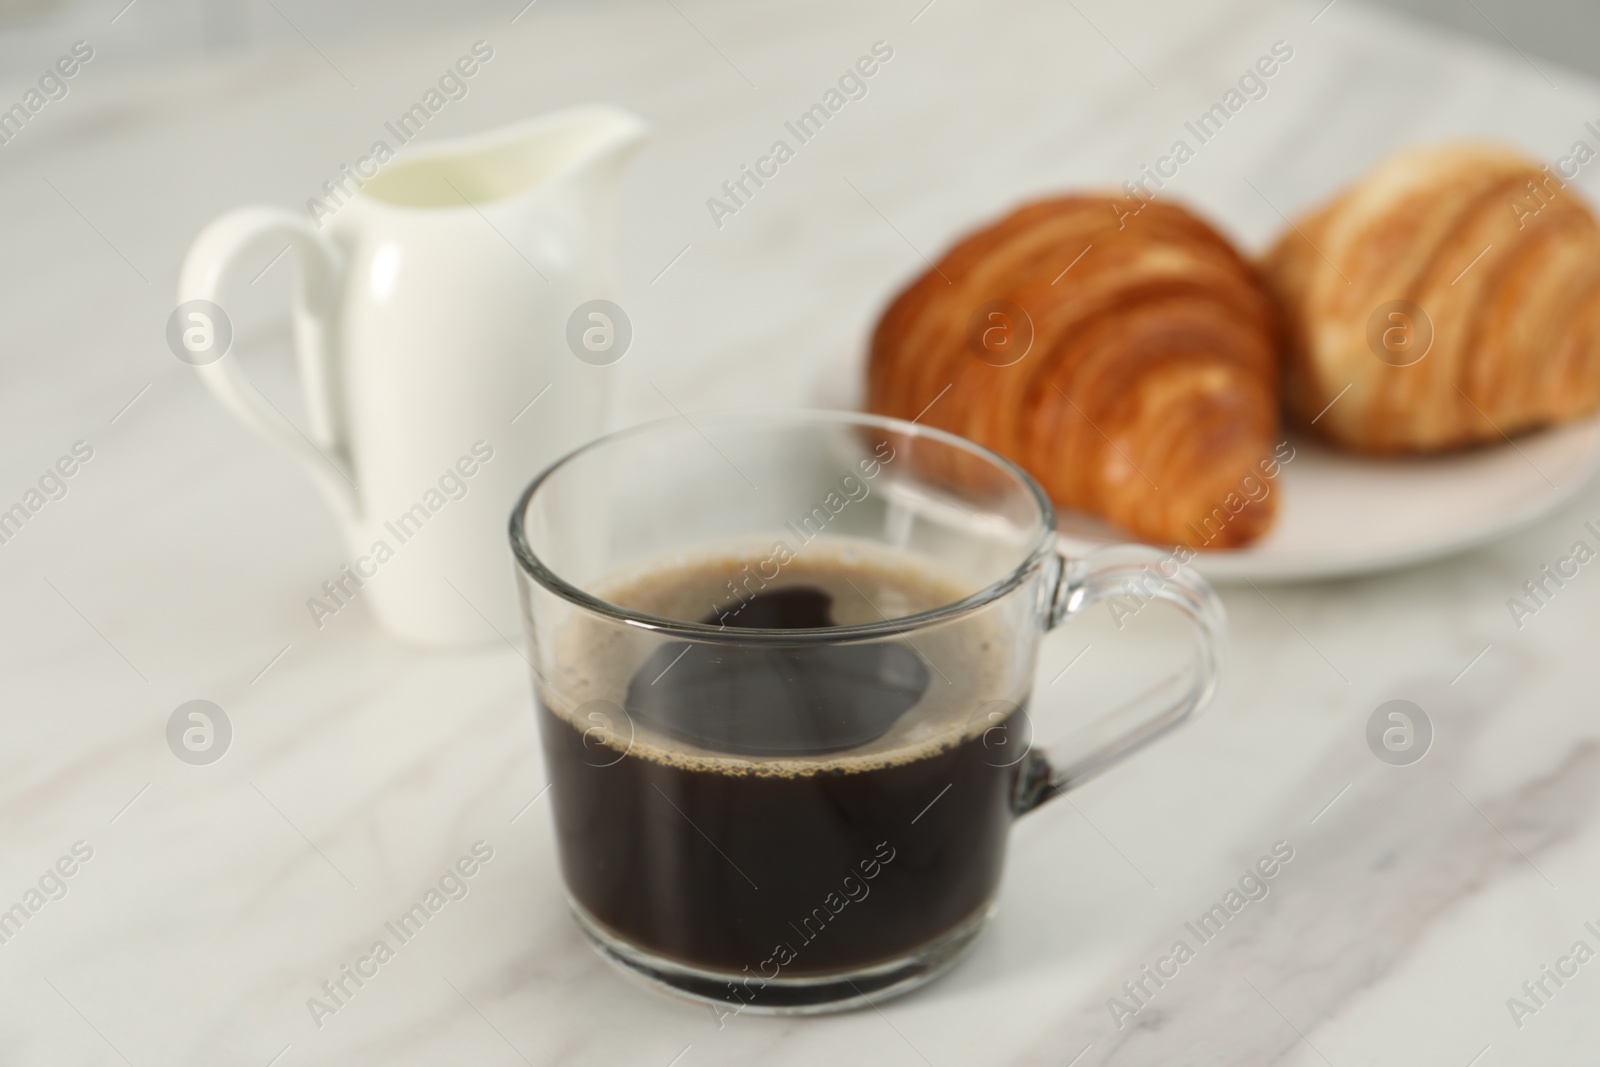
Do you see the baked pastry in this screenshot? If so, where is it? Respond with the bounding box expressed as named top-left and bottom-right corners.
top-left (1263, 142), bottom-right (1600, 453)
top-left (866, 196), bottom-right (1283, 549)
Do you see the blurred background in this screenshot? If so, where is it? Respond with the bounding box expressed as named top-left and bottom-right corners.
top-left (2, 0), bottom-right (1595, 75)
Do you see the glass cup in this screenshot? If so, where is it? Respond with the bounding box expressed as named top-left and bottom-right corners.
top-left (510, 410), bottom-right (1223, 1014)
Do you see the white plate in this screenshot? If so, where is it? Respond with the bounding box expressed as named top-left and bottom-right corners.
top-left (1056, 419), bottom-right (1600, 583)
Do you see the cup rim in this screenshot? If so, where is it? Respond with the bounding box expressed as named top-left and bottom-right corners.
top-left (508, 409), bottom-right (1058, 643)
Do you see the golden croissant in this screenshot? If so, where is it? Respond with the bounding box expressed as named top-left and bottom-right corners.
top-left (1263, 142), bottom-right (1600, 453)
top-left (865, 196), bottom-right (1283, 549)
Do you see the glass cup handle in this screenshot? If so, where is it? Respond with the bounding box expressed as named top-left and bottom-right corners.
top-left (1013, 545), bottom-right (1227, 814)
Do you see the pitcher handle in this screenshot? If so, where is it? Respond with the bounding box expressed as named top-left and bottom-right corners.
top-left (1013, 544), bottom-right (1226, 814)
top-left (177, 206), bottom-right (358, 520)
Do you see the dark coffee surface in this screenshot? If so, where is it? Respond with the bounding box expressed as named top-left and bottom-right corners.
top-left (537, 543), bottom-right (1031, 979)
top-left (623, 587), bottom-right (931, 755)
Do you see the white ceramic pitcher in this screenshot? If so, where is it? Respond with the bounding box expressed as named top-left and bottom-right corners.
top-left (178, 105), bottom-right (645, 645)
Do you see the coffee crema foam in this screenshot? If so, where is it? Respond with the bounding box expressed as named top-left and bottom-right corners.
top-left (540, 540), bottom-right (1029, 778)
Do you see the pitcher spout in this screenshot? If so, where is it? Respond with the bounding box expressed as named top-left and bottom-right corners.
top-left (356, 104), bottom-right (647, 212)
top-left (544, 105), bottom-right (648, 188)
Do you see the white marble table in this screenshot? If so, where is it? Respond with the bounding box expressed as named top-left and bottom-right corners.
top-left (5, 0), bottom-right (1600, 1063)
